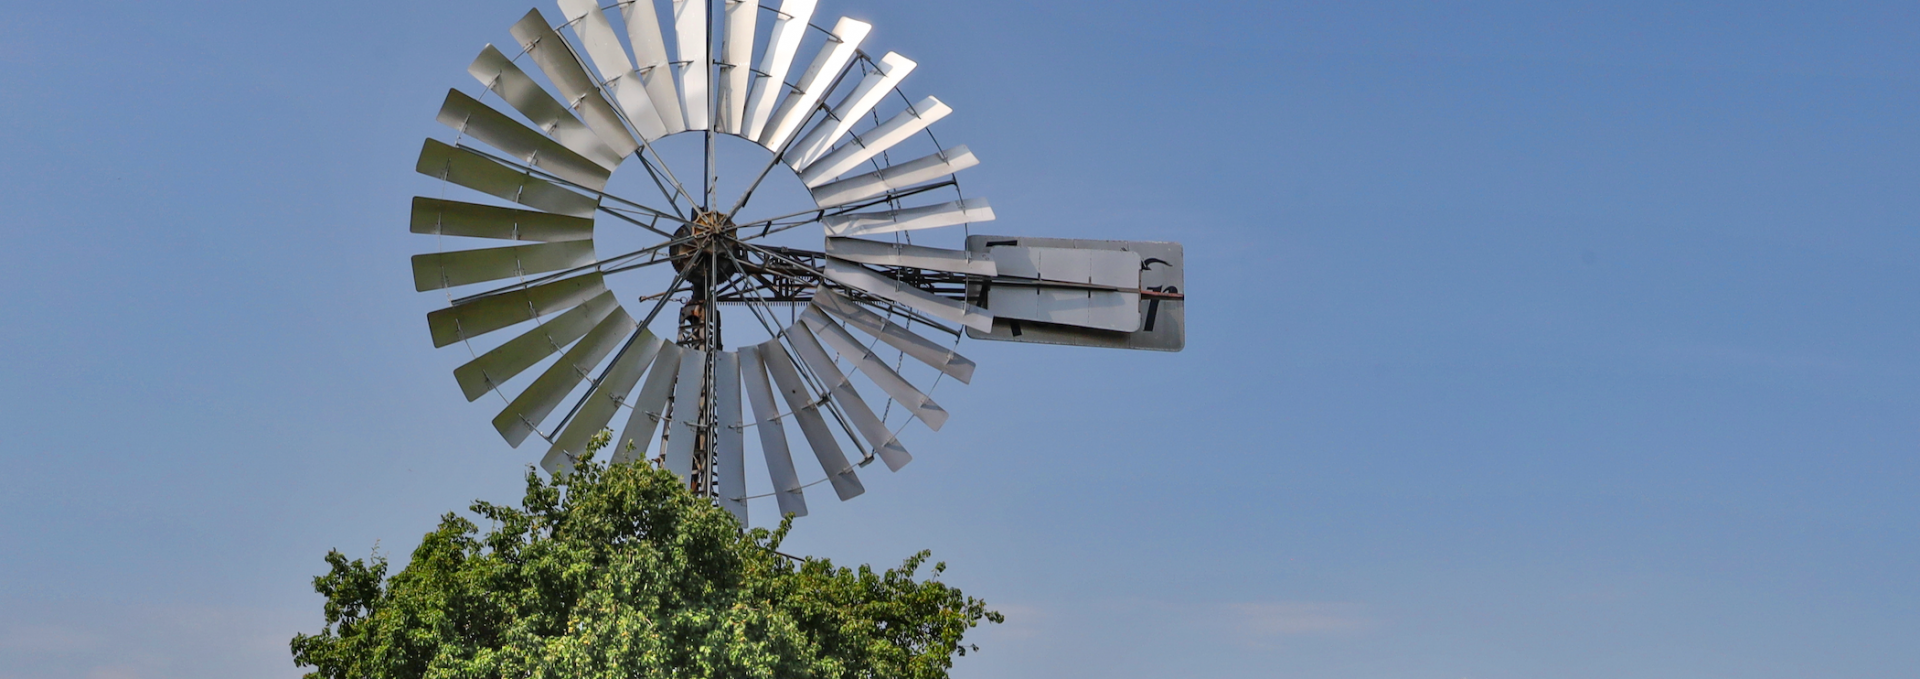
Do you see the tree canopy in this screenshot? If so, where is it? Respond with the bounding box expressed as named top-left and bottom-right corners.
top-left (291, 434), bottom-right (1001, 679)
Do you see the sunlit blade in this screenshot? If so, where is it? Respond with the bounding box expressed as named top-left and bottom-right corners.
top-left (822, 259), bottom-right (993, 333)
top-left (617, 0), bottom-right (687, 135)
top-left (743, 0), bottom-right (817, 140)
top-left (717, 0), bottom-right (756, 135)
top-left (788, 52), bottom-right (916, 171)
top-left (825, 237), bottom-right (995, 277)
top-left (672, 0), bottom-right (710, 130)
top-left (427, 272), bottom-right (606, 348)
top-left (416, 139), bottom-right (598, 218)
top-left (714, 351), bottom-right (748, 523)
top-left (492, 306), bottom-right (637, 447)
top-left (663, 346), bottom-right (708, 480)
top-left (438, 89), bottom-right (613, 191)
top-left (614, 341), bottom-right (683, 463)
top-left (453, 291), bottom-right (618, 401)
top-left (812, 287), bottom-right (975, 384)
top-left (469, 44), bottom-right (623, 170)
top-left (509, 9), bottom-right (639, 158)
top-left (541, 329), bottom-right (665, 475)
top-left (739, 345), bottom-right (808, 517)
top-left (759, 338), bottom-right (865, 501)
top-left (821, 197), bottom-right (993, 237)
top-left (558, 0), bottom-right (671, 140)
top-left (810, 146), bottom-right (978, 209)
top-left (799, 97), bottom-right (951, 187)
top-left (411, 197), bottom-right (593, 242)
top-left (757, 17), bottom-right (871, 151)
top-left (799, 305), bottom-right (948, 430)
top-left (787, 323), bottom-right (912, 471)
top-left (413, 241), bottom-right (596, 292)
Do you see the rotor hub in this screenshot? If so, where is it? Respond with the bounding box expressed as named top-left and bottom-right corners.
top-left (668, 209), bottom-right (743, 281)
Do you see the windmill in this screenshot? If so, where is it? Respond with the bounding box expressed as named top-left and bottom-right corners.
top-left (413, 0), bottom-right (1185, 525)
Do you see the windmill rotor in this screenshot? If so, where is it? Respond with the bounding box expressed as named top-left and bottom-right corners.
top-left (413, 0), bottom-right (1186, 525)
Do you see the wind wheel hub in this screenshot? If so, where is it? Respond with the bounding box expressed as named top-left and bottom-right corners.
top-left (668, 209), bottom-right (743, 282)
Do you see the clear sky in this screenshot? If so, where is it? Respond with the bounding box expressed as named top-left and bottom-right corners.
top-left (1, 1), bottom-right (1916, 677)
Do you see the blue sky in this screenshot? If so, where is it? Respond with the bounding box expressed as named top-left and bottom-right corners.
top-left (1, 1), bottom-right (1916, 677)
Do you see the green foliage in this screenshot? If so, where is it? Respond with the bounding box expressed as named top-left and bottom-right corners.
top-left (291, 434), bottom-right (1001, 679)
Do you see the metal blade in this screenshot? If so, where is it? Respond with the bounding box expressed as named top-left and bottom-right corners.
top-left (821, 197), bottom-right (993, 237)
top-left (799, 305), bottom-right (948, 430)
top-left (787, 323), bottom-right (912, 471)
top-left (739, 345), bottom-right (807, 517)
top-left (757, 17), bottom-right (871, 151)
top-left (672, 0), bottom-right (709, 131)
top-left (413, 241), bottom-right (596, 291)
top-left (810, 145), bottom-right (979, 208)
top-left (557, 0), bottom-right (671, 140)
top-left (509, 9), bottom-right (639, 158)
top-left (428, 272), bottom-right (606, 348)
top-left (663, 346), bottom-right (708, 480)
top-left (492, 305), bottom-right (637, 447)
top-left (824, 237), bottom-right (995, 277)
top-left (714, 350), bottom-right (747, 523)
top-left (822, 258), bottom-right (993, 333)
top-left (758, 338), bottom-right (864, 501)
top-left (416, 139), bottom-right (598, 218)
top-left (438, 89), bottom-right (614, 191)
top-left (798, 97), bottom-right (951, 187)
top-left (540, 328), bottom-right (665, 475)
top-left (453, 291), bottom-right (618, 401)
top-left (469, 44), bottom-right (624, 170)
top-left (411, 197), bottom-right (593, 242)
top-left (813, 288), bottom-right (975, 384)
top-left (787, 52), bottom-right (916, 171)
top-left (614, 340), bottom-right (683, 463)
top-left (617, 0), bottom-right (687, 135)
top-left (717, 0), bottom-right (756, 135)
top-left (742, 0), bottom-right (817, 141)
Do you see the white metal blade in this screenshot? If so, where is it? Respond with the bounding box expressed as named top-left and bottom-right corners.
top-left (453, 291), bottom-right (618, 401)
top-left (717, 0), bottom-right (756, 135)
top-left (672, 0), bottom-right (710, 131)
top-left (822, 259), bottom-right (993, 333)
top-left (786, 323), bottom-right (913, 471)
top-left (541, 329), bottom-right (665, 475)
top-left (616, 0), bottom-right (687, 135)
top-left (812, 288), bottom-right (975, 384)
top-left (469, 44), bottom-right (624, 170)
top-left (757, 17), bottom-right (871, 151)
top-left (788, 52), bottom-right (917, 171)
top-left (759, 338), bottom-right (865, 501)
top-left (411, 197), bottom-right (593, 242)
top-left (413, 241), bottom-right (596, 291)
top-left (437, 89), bottom-right (613, 191)
top-left (742, 0), bottom-right (817, 141)
top-left (799, 305), bottom-right (948, 430)
top-left (739, 345), bottom-right (808, 517)
top-left (416, 139), bottom-right (598, 218)
top-left (821, 197), bottom-right (993, 237)
top-left (614, 341), bottom-right (683, 463)
top-left (492, 305), bottom-right (637, 447)
top-left (556, 0), bottom-right (632, 77)
top-left (799, 97), bottom-right (951, 187)
top-left (714, 350), bottom-right (747, 523)
top-left (663, 346), bottom-right (708, 480)
top-left (427, 272), bottom-right (606, 348)
top-left (810, 146), bottom-right (979, 208)
top-left (824, 237), bottom-right (995, 277)
top-left (509, 9), bottom-right (639, 159)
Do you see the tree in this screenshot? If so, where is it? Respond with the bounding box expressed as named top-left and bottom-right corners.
top-left (291, 432), bottom-right (1002, 679)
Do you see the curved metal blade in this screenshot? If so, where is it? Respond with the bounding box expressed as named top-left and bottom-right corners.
top-left (509, 9), bottom-right (639, 158)
top-left (492, 305), bottom-right (637, 447)
top-left (469, 44), bottom-right (624, 170)
top-left (428, 272), bottom-right (606, 348)
top-left (411, 197), bottom-right (593, 242)
top-left (821, 197), bottom-right (993, 237)
top-left (824, 237), bottom-right (995, 277)
top-left (672, 0), bottom-right (710, 131)
top-left (759, 338), bottom-right (864, 501)
top-left (799, 305), bottom-right (948, 430)
top-left (822, 259), bottom-right (993, 333)
top-left (788, 52), bottom-right (916, 171)
top-left (614, 341), bottom-right (683, 463)
top-left (541, 328), bottom-right (665, 475)
top-left (717, 0), bottom-right (756, 135)
top-left (416, 139), bottom-right (598, 218)
top-left (714, 351), bottom-right (747, 523)
top-left (617, 0), bottom-right (687, 134)
top-left (799, 97), bottom-right (951, 187)
top-left (453, 291), bottom-right (618, 401)
top-left (663, 346), bottom-right (708, 480)
top-left (413, 240), bottom-right (597, 291)
top-left (813, 287), bottom-right (975, 384)
top-left (739, 344), bottom-right (807, 517)
top-left (787, 323), bottom-right (912, 471)
top-left (809, 145), bottom-right (978, 208)
top-left (556, 0), bottom-right (670, 140)
top-left (742, 0), bottom-right (817, 141)
top-left (757, 17), bottom-right (871, 151)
